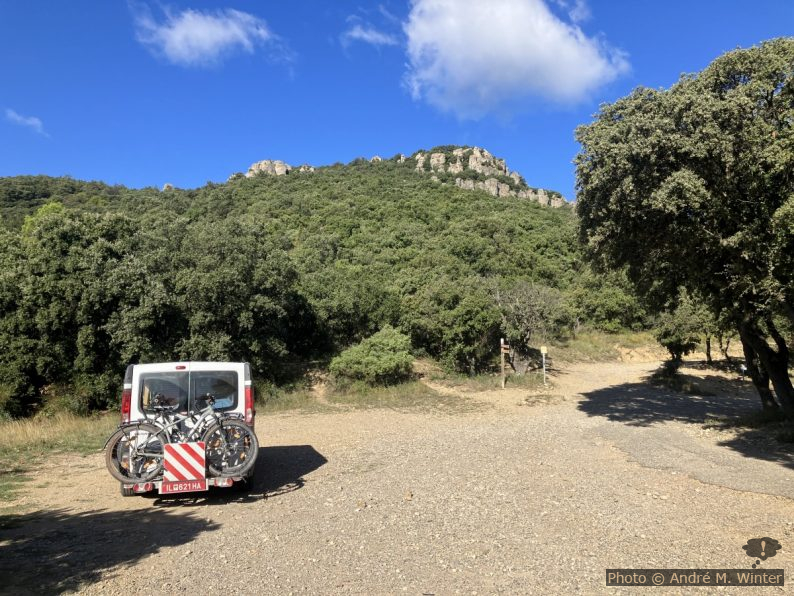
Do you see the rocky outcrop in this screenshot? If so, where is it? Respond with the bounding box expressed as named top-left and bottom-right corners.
top-left (246, 159), bottom-right (292, 177)
top-left (522, 188), bottom-right (566, 208)
top-left (447, 157), bottom-right (464, 174)
top-left (454, 178), bottom-right (511, 198)
top-left (452, 177), bottom-right (566, 207)
top-left (414, 152), bottom-right (426, 172)
top-left (467, 147), bottom-right (507, 177)
top-left (238, 146), bottom-right (567, 207)
top-left (429, 153), bottom-right (446, 171)
top-left (245, 160), bottom-right (316, 177)
top-left (412, 146), bottom-right (567, 207)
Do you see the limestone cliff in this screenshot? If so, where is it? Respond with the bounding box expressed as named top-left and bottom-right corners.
top-left (245, 160), bottom-right (314, 177)
top-left (412, 146), bottom-right (566, 207)
top-left (240, 146), bottom-right (567, 208)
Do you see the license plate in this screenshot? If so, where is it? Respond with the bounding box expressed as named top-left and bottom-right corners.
top-left (160, 479), bottom-right (208, 494)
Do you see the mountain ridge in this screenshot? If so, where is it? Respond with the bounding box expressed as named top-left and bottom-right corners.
top-left (241, 145), bottom-right (568, 208)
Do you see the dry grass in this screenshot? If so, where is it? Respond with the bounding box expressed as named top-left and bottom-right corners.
top-left (431, 370), bottom-right (547, 393)
top-left (549, 330), bottom-right (659, 363)
top-left (0, 412), bottom-right (117, 455)
top-left (258, 388), bottom-right (330, 413)
top-left (0, 412), bottom-right (118, 501)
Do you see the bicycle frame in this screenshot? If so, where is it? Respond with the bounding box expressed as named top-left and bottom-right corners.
top-left (145, 403), bottom-right (222, 443)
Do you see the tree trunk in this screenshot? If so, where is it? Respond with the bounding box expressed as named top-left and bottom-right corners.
top-left (719, 334), bottom-right (732, 364)
top-left (739, 323), bottom-right (793, 415)
top-left (705, 336), bottom-right (713, 366)
top-left (739, 334), bottom-right (779, 411)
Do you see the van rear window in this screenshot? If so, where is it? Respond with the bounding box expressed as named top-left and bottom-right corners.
top-left (191, 371), bottom-right (238, 409)
top-left (139, 370), bottom-right (238, 413)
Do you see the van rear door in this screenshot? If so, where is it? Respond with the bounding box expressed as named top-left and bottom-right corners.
top-left (129, 362), bottom-right (246, 421)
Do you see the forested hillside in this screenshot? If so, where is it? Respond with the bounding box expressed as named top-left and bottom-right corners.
top-left (0, 151), bottom-right (643, 417)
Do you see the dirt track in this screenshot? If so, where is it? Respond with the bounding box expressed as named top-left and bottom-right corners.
top-left (2, 360), bottom-right (793, 594)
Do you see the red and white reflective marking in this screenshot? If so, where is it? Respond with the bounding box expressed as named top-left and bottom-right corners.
top-left (161, 442), bottom-right (207, 493)
top-left (163, 442), bottom-right (206, 482)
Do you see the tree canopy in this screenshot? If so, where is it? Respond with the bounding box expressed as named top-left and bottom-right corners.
top-left (575, 38), bottom-right (794, 412)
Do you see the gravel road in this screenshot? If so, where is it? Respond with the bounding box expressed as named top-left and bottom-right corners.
top-left (1, 361), bottom-right (793, 594)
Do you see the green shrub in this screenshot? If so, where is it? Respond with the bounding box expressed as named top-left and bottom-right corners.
top-left (38, 373), bottom-right (118, 417)
top-left (654, 292), bottom-right (709, 363)
top-left (329, 326), bottom-right (413, 386)
top-left (655, 317), bottom-right (700, 364)
top-left (70, 373), bottom-right (118, 414)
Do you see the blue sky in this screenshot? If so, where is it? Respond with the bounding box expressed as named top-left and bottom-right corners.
top-left (1, 1), bottom-right (792, 200)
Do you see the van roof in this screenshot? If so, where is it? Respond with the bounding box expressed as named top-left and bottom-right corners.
top-left (125, 362), bottom-right (251, 384)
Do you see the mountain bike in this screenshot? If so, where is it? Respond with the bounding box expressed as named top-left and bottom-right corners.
top-left (104, 393), bottom-right (258, 483)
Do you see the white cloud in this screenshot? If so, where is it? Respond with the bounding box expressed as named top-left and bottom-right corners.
top-left (5, 109), bottom-right (48, 136)
top-left (132, 4), bottom-right (283, 67)
top-left (378, 4), bottom-right (401, 24)
top-left (554, 0), bottom-right (591, 23)
top-left (404, 0), bottom-right (629, 118)
top-left (341, 23), bottom-right (399, 48)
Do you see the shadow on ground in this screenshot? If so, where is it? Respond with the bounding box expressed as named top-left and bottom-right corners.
top-left (252, 444), bottom-right (328, 496)
top-left (576, 363), bottom-right (794, 470)
top-left (0, 508), bottom-right (219, 593)
top-left (577, 375), bottom-right (759, 426)
top-left (151, 444), bottom-right (327, 507)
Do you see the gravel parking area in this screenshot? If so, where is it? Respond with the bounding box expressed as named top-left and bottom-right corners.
top-left (1, 361), bottom-right (792, 594)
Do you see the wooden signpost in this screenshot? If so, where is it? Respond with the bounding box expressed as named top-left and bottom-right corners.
top-left (500, 338), bottom-right (510, 389)
top-left (500, 340), bottom-right (547, 388)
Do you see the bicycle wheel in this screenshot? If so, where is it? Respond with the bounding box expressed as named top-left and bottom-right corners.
top-left (105, 423), bottom-right (168, 483)
top-left (202, 419), bottom-right (258, 477)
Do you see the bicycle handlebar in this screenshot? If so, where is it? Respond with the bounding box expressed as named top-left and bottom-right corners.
top-left (150, 392), bottom-right (216, 416)
top-left (195, 393), bottom-right (216, 407)
top-left (152, 393), bottom-right (178, 411)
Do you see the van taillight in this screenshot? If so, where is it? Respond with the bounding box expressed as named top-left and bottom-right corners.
top-left (245, 386), bottom-right (254, 424)
top-left (121, 388), bottom-right (132, 423)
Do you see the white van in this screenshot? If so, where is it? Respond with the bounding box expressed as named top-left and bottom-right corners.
top-left (121, 361), bottom-right (255, 426)
top-left (115, 361), bottom-right (257, 496)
